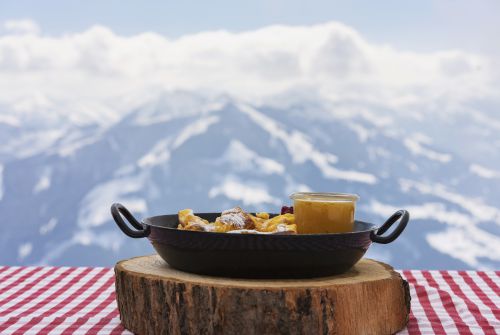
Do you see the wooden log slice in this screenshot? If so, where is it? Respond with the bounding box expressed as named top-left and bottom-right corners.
top-left (115, 255), bottom-right (410, 335)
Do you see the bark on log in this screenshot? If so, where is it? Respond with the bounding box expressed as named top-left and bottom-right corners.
top-left (115, 255), bottom-right (410, 335)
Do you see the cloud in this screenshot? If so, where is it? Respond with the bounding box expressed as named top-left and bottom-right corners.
top-left (3, 19), bottom-right (40, 35)
top-left (0, 20), bottom-right (496, 128)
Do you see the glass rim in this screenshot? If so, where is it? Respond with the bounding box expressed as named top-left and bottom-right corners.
top-left (289, 192), bottom-right (360, 202)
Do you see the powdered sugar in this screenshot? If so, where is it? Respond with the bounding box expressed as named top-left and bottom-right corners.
top-left (218, 207), bottom-right (248, 229)
top-left (227, 225), bottom-right (295, 235)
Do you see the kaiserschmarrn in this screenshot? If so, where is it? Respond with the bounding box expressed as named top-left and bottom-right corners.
top-left (177, 207), bottom-right (297, 234)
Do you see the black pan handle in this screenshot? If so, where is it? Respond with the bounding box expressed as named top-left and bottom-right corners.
top-left (370, 210), bottom-right (409, 244)
top-left (111, 203), bottom-right (150, 238)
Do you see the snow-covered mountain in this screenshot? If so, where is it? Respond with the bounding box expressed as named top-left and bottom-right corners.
top-left (1, 91), bottom-right (499, 270)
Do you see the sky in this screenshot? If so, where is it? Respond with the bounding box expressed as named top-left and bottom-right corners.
top-left (1, 0), bottom-right (500, 54)
top-left (0, 0), bottom-right (498, 129)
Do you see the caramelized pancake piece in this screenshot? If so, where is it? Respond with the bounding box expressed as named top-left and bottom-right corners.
top-left (271, 223), bottom-right (297, 234)
top-left (248, 213), bottom-right (267, 228)
top-left (256, 213), bottom-right (296, 233)
top-left (178, 209), bottom-right (209, 229)
top-left (216, 207), bottom-right (255, 230)
top-left (184, 222), bottom-right (215, 232)
top-left (178, 209), bottom-right (192, 227)
top-left (256, 212), bottom-right (270, 220)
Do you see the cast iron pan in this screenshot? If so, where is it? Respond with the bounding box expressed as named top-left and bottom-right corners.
top-left (111, 203), bottom-right (409, 278)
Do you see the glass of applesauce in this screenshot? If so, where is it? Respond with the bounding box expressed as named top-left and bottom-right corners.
top-left (290, 192), bottom-right (359, 234)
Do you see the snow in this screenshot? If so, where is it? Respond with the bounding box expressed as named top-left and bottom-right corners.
top-left (369, 199), bottom-right (500, 268)
top-left (133, 94), bottom-right (223, 126)
top-left (403, 133), bottom-right (452, 163)
top-left (18, 243), bottom-right (33, 261)
top-left (318, 165), bottom-right (377, 184)
top-left (369, 200), bottom-right (473, 227)
top-left (138, 139), bottom-right (171, 168)
top-left (138, 116), bottom-right (219, 168)
top-left (258, 159), bottom-right (285, 175)
top-left (469, 164), bottom-right (500, 179)
top-left (172, 115), bottom-right (219, 149)
top-left (330, 107), bottom-right (394, 128)
top-left (38, 229), bottom-right (125, 265)
top-left (39, 218), bottom-right (58, 235)
top-left (2, 129), bottom-right (65, 159)
top-left (73, 230), bottom-right (123, 252)
top-left (135, 113), bottom-right (176, 127)
top-left (367, 146), bottom-right (391, 162)
top-left (284, 179), bottom-right (312, 196)
top-left (239, 104), bottom-right (377, 184)
top-left (77, 176), bottom-right (147, 228)
top-left (470, 112), bottom-right (500, 131)
top-left (400, 179), bottom-right (500, 224)
top-left (346, 122), bottom-right (373, 142)
top-left (223, 140), bottom-right (285, 175)
top-left (57, 135), bottom-right (101, 157)
top-left (209, 177), bottom-right (280, 206)
top-left (33, 168), bottom-right (51, 194)
top-left (426, 226), bottom-right (500, 269)
top-left (294, 184), bottom-right (312, 192)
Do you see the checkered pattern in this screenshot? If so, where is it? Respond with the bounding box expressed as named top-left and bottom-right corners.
top-left (0, 266), bottom-right (498, 334)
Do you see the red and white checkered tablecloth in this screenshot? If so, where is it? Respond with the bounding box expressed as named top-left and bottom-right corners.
top-left (0, 266), bottom-right (498, 334)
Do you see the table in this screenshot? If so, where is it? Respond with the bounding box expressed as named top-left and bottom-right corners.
top-left (0, 265), bottom-right (498, 334)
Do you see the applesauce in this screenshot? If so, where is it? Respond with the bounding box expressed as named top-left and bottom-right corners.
top-left (290, 192), bottom-right (359, 234)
